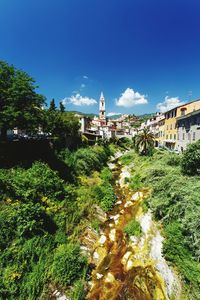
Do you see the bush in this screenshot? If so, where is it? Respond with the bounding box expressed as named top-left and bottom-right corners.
top-left (51, 243), bottom-right (87, 286)
top-left (166, 154), bottom-right (181, 166)
top-left (124, 219), bottom-right (142, 237)
top-left (0, 162), bottom-right (65, 202)
top-left (163, 222), bottom-right (200, 297)
top-left (181, 140), bottom-right (200, 175)
top-left (93, 182), bottom-right (116, 212)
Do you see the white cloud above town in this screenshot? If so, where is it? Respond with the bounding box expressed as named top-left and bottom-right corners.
top-left (81, 83), bottom-right (86, 88)
top-left (116, 88), bottom-right (148, 107)
top-left (83, 75), bottom-right (88, 79)
top-left (107, 112), bottom-right (122, 117)
top-left (62, 93), bottom-right (97, 106)
top-left (156, 96), bottom-right (185, 113)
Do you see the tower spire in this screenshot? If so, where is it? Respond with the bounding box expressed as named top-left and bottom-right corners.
top-left (99, 92), bottom-right (106, 120)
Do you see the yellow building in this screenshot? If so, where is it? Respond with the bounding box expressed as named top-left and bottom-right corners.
top-left (163, 99), bottom-right (200, 150)
top-left (156, 117), bottom-right (165, 146)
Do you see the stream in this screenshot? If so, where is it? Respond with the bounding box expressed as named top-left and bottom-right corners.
top-left (84, 153), bottom-right (180, 300)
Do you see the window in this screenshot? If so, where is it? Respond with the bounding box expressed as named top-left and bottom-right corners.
top-left (166, 134), bottom-right (168, 139)
top-left (183, 133), bottom-right (185, 140)
top-left (181, 110), bottom-right (185, 116)
top-left (174, 134), bottom-right (176, 140)
top-left (170, 124), bottom-right (172, 130)
top-left (188, 133), bottom-right (191, 141)
top-left (170, 134), bottom-right (172, 139)
top-left (166, 125), bottom-right (168, 130)
top-left (177, 133), bottom-right (179, 140)
top-left (193, 132), bottom-right (196, 141)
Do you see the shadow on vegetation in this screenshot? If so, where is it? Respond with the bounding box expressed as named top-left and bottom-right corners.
top-left (0, 140), bottom-right (71, 181)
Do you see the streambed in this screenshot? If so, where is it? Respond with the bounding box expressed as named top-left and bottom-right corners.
top-left (85, 155), bottom-right (180, 300)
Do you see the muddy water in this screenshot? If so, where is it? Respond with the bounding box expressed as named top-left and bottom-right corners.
top-left (86, 162), bottom-right (170, 300)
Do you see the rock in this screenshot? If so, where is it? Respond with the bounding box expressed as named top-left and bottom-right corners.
top-left (130, 236), bottom-right (138, 244)
top-left (96, 273), bottom-right (103, 279)
top-left (93, 205), bottom-right (107, 222)
top-left (124, 201), bottom-right (133, 208)
top-left (93, 251), bottom-right (99, 260)
top-left (99, 235), bottom-right (107, 244)
top-left (116, 200), bottom-right (122, 205)
top-left (109, 229), bottom-right (116, 242)
top-left (131, 192), bottom-right (140, 201)
top-left (105, 272), bottom-right (115, 283)
top-left (139, 212), bottom-right (152, 235)
top-left (121, 251), bottom-right (132, 266)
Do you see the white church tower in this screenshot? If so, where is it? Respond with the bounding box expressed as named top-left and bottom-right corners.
top-left (99, 92), bottom-right (106, 120)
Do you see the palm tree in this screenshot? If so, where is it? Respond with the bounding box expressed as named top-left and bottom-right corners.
top-left (135, 128), bottom-right (154, 155)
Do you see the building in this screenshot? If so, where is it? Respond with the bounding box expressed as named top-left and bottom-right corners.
top-left (163, 99), bottom-right (200, 150)
top-left (99, 92), bottom-right (106, 122)
top-left (156, 116), bottom-right (165, 146)
top-left (176, 109), bottom-right (200, 151)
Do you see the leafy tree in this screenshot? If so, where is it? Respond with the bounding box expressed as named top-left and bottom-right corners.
top-left (0, 60), bottom-right (45, 140)
top-left (59, 101), bottom-right (65, 113)
top-left (135, 128), bottom-right (154, 155)
top-left (181, 140), bottom-right (200, 175)
top-left (49, 99), bottom-right (56, 111)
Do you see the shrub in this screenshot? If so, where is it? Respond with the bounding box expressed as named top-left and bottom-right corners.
top-left (166, 154), bottom-right (181, 166)
top-left (0, 162), bottom-right (65, 202)
top-left (181, 140), bottom-right (200, 175)
top-left (100, 167), bottom-right (113, 182)
top-left (129, 174), bottom-right (143, 190)
top-left (163, 222), bottom-right (200, 296)
top-left (124, 219), bottom-right (142, 237)
top-left (51, 243), bottom-right (87, 286)
top-left (93, 182), bottom-right (116, 212)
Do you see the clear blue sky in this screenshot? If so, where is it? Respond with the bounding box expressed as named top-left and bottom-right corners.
top-left (1, 0), bottom-right (200, 115)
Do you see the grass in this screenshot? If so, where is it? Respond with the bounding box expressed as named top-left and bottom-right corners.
top-left (121, 149), bottom-right (200, 299)
top-left (124, 220), bottom-right (142, 237)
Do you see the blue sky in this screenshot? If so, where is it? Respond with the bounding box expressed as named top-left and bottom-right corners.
top-left (1, 0), bottom-right (200, 115)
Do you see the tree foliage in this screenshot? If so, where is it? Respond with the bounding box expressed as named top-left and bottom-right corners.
top-left (0, 60), bottom-right (45, 140)
top-left (181, 140), bottom-right (200, 175)
top-left (135, 128), bottom-right (154, 155)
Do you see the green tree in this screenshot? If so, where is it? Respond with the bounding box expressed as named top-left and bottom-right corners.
top-left (59, 101), bottom-right (65, 113)
top-left (0, 60), bottom-right (45, 140)
top-left (135, 128), bottom-right (154, 155)
top-left (49, 99), bottom-right (56, 111)
top-left (181, 140), bottom-right (200, 175)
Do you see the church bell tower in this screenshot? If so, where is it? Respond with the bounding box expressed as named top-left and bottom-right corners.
top-left (99, 92), bottom-right (106, 120)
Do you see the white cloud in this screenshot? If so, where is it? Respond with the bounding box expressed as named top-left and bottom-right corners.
top-left (156, 96), bottom-right (185, 113)
top-left (83, 75), bottom-right (88, 79)
top-left (81, 83), bottom-right (86, 88)
top-left (62, 93), bottom-right (97, 106)
top-left (107, 112), bottom-right (122, 117)
top-left (116, 88), bottom-right (148, 107)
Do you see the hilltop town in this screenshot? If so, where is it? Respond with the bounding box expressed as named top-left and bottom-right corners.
top-left (79, 92), bottom-right (200, 152)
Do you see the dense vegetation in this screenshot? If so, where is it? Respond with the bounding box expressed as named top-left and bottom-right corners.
top-left (120, 145), bottom-right (200, 299)
top-left (0, 142), bottom-right (120, 300)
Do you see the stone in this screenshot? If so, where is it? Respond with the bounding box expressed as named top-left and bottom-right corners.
top-left (96, 273), bottom-right (103, 279)
top-left (105, 272), bottom-right (115, 283)
top-left (109, 228), bottom-right (116, 242)
top-left (99, 235), bottom-right (107, 244)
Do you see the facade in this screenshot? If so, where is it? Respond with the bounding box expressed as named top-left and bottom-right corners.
top-left (156, 117), bottom-right (165, 146)
top-left (163, 99), bottom-right (200, 150)
top-left (176, 109), bottom-right (200, 151)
